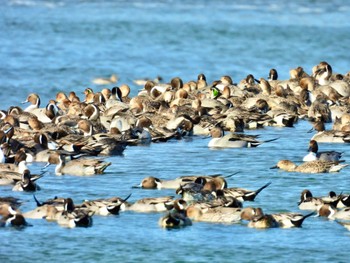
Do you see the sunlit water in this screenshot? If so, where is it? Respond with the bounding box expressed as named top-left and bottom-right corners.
top-left (1, 1), bottom-right (350, 262)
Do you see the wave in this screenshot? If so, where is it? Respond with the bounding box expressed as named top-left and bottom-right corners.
top-left (8, 0), bottom-right (65, 8)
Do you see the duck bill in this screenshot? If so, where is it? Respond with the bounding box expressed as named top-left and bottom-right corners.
top-left (270, 165), bottom-right (278, 169)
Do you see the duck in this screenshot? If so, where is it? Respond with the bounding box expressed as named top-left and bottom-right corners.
top-left (220, 182), bottom-right (272, 202)
top-left (309, 120), bottom-right (350, 143)
top-left (303, 140), bottom-right (343, 162)
top-left (0, 166), bottom-right (43, 186)
top-left (186, 203), bottom-right (242, 224)
top-left (12, 169), bottom-right (41, 192)
top-left (271, 211), bottom-right (315, 228)
top-left (158, 199), bottom-right (192, 228)
top-left (45, 152), bottom-right (112, 176)
top-left (125, 196), bottom-right (174, 213)
top-left (317, 204), bottom-right (350, 220)
top-left (23, 203), bottom-right (60, 221)
top-left (208, 127), bottom-right (278, 148)
top-left (56, 198), bottom-right (93, 228)
top-left (175, 178), bottom-right (216, 203)
top-left (81, 194), bottom-right (131, 216)
top-left (92, 74), bottom-right (118, 85)
top-left (0, 203), bottom-right (29, 227)
top-left (22, 195), bottom-right (66, 220)
top-left (271, 159), bottom-right (348, 173)
top-left (246, 208), bottom-right (279, 229)
top-left (297, 189), bottom-right (339, 211)
top-left (22, 93), bottom-right (41, 112)
top-left (133, 174), bottom-right (231, 190)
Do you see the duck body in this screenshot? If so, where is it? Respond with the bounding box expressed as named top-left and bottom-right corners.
top-left (47, 152), bottom-right (111, 176)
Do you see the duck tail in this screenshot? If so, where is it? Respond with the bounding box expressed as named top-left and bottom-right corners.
top-left (251, 137), bottom-right (279, 147)
top-left (97, 162), bottom-right (112, 173)
top-left (244, 182), bottom-right (272, 201)
top-left (292, 211), bottom-right (315, 227)
top-left (33, 194), bottom-right (42, 207)
top-left (255, 182), bottom-right (272, 196)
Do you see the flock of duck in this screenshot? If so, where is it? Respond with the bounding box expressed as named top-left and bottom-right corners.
top-left (1, 61), bottom-right (350, 231)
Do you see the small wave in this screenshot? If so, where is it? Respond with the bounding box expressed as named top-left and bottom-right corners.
top-left (9, 0), bottom-right (64, 8)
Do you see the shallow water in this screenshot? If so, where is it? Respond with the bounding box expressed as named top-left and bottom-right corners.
top-left (1, 0), bottom-right (350, 262)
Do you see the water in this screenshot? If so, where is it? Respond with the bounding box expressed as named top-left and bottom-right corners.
top-left (1, 0), bottom-right (350, 262)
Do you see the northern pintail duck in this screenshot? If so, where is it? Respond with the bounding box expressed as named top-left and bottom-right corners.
top-left (208, 127), bottom-right (278, 148)
top-left (92, 74), bottom-right (118, 85)
top-left (221, 182), bottom-right (272, 202)
top-left (12, 169), bottom-right (41, 192)
top-left (46, 152), bottom-right (112, 176)
top-left (158, 199), bottom-right (192, 228)
top-left (57, 198), bottom-right (93, 228)
top-left (0, 203), bottom-right (29, 227)
top-left (134, 174), bottom-right (230, 190)
top-left (23, 203), bottom-right (60, 221)
top-left (0, 160), bottom-right (28, 176)
top-left (271, 211), bottom-right (315, 228)
top-left (297, 189), bottom-right (339, 211)
top-left (81, 194), bottom-right (131, 216)
top-left (125, 196), bottom-right (174, 213)
top-left (271, 160), bottom-right (348, 173)
top-left (176, 179), bottom-right (216, 203)
top-left (317, 204), bottom-right (350, 220)
top-left (303, 140), bottom-right (343, 162)
top-left (246, 208), bottom-right (279, 229)
top-left (23, 195), bottom-right (66, 220)
top-left (22, 93), bottom-right (41, 112)
top-left (268, 68), bottom-right (278, 81)
top-left (309, 119), bottom-right (350, 143)
top-left (186, 203), bottom-right (242, 224)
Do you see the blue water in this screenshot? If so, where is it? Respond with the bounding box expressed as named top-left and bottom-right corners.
top-left (1, 0), bottom-right (350, 262)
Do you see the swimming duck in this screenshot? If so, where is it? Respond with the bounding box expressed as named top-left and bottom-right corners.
top-left (125, 196), bottom-right (174, 213)
top-left (246, 208), bottom-right (279, 229)
top-left (23, 195), bottom-right (66, 220)
top-left (92, 74), bottom-right (118, 85)
top-left (221, 182), bottom-right (272, 202)
top-left (271, 160), bottom-right (348, 173)
top-left (56, 198), bottom-right (93, 228)
top-left (158, 199), bottom-right (192, 228)
top-left (0, 165), bottom-right (43, 186)
top-left (186, 203), bottom-right (242, 223)
top-left (208, 127), bottom-right (278, 148)
top-left (309, 120), bottom-right (350, 143)
top-left (0, 203), bottom-right (29, 227)
top-left (45, 152), bottom-right (112, 176)
top-left (297, 189), bottom-right (339, 211)
top-left (133, 174), bottom-right (230, 190)
top-left (175, 178), bottom-right (216, 203)
top-left (271, 211), bottom-right (315, 228)
top-left (12, 169), bottom-right (41, 192)
top-left (303, 140), bottom-right (343, 162)
top-left (317, 204), bottom-right (350, 220)
top-left (81, 194), bottom-right (131, 216)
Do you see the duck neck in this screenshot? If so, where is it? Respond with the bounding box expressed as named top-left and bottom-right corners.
top-left (55, 157), bottom-right (64, 175)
